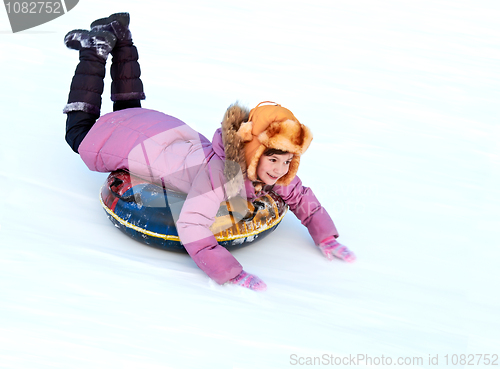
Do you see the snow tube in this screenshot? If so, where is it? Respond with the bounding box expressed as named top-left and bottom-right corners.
top-left (100, 170), bottom-right (288, 252)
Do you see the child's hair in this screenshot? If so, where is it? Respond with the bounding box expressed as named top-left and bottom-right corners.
top-left (263, 148), bottom-right (291, 156)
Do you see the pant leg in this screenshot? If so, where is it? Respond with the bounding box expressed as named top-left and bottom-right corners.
top-left (65, 111), bottom-right (99, 153)
top-left (113, 99), bottom-right (142, 111)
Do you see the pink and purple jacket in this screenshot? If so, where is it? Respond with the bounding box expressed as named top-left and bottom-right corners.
top-left (78, 108), bottom-right (338, 284)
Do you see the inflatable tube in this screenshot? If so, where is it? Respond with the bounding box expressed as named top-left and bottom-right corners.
top-left (100, 171), bottom-right (288, 252)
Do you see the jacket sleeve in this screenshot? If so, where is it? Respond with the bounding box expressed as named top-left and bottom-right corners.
top-left (175, 160), bottom-right (243, 284)
top-left (273, 176), bottom-right (339, 244)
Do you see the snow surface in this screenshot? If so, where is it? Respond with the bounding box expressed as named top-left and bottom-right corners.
top-left (1, 1), bottom-right (499, 368)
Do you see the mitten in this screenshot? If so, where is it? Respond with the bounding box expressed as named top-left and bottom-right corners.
top-left (228, 270), bottom-right (267, 291)
top-left (318, 236), bottom-right (356, 263)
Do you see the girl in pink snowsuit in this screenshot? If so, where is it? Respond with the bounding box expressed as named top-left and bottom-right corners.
top-left (63, 13), bottom-right (356, 291)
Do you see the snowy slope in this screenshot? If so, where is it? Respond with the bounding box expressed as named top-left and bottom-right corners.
top-left (1, 1), bottom-right (499, 368)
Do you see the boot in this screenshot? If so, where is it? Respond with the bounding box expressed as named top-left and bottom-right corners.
top-left (90, 12), bottom-right (145, 109)
top-left (64, 28), bottom-right (117, 60)
top-left (63, 28), bottom-right (117, 153)
top-left (63, 45), bottom-right (106, 151)
top-left (63, 47), bottom-right (106, 116)
top-left (63, 29), bottom-right (116, 115)
top-left (90, 12), bottom-right (131, 42)
top-left (109, 41), bottom-right (145, 106)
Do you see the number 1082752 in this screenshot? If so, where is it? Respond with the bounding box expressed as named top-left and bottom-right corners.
top-left (5, 2), bottom-right (62, 14)
top-left (444, 354), bottom-right (498, 366)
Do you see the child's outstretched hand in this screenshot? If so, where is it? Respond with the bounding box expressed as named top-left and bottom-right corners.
top-left (318, 236), bottom-right (356, 263)
top-left (228, 270), bottom-right (267, 291)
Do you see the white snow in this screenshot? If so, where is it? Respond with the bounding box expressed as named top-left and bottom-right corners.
top-left (1, 1), bottom-right (499, 368)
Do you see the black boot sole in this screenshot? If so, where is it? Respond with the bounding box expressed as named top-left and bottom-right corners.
top-left (91, 12), bottom-right (130, 29)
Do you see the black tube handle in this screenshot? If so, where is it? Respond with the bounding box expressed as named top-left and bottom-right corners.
top-left (109, 177), bottom-right (142, 203)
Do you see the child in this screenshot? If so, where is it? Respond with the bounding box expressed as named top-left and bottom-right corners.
top-left (63, 13), bottom-right (356, 291)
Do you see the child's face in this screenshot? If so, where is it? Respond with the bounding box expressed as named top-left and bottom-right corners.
top-left (256, 152), bottom-right (294, 185)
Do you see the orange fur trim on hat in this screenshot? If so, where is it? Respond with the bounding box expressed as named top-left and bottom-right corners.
top-left (237, 102), bottom-right (313, 185)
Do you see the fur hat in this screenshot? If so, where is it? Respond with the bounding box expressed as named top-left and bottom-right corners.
top-left (236, 101), bottom-right (313, 186)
